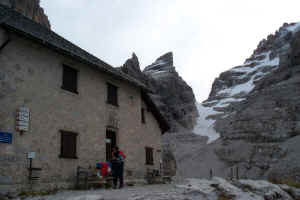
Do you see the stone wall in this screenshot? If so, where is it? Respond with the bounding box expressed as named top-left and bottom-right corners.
top-left (0, 28), bottom-right (162, 192)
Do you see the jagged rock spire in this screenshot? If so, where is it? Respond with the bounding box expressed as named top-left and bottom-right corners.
top-left (120, 52), bottom-right (149, 84)
top-left (0, 0), bottom-right (51, 29)
top-left (143, 52), bottom-right (174, 74)
top-left (155, 52), bottom-right (173, 66)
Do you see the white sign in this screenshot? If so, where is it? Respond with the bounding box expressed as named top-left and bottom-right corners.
top-left (17, 115), bottom-right (29, 121)
top-left (105, 138), bottom-right (111, 143)
top-left (18, 111), bottom-right (30, 118)
top-left (16, 107), bottom-right (30, 132)
top-left (19, 107), bottom-right (29, 112)
top-left (17, 121), bottom-right (29, 126)
top-left (27, 152), bottom-right (36, 159)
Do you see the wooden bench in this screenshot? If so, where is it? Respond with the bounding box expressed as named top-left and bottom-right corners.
top-left (75, 166), bottom-right (114, 189)
top-left (145, 169), bottom-right (162, 184)
top-left (162, 176), bottom-right (172, 184)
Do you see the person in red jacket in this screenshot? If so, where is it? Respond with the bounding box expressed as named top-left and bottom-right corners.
top-left (112, 146), bottom-right (125, 188)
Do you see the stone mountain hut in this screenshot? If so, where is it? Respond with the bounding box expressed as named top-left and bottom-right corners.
top-left (0, 5), bottom-right (169, 192)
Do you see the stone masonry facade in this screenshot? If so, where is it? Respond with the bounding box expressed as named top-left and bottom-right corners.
top-left (0, 27), bottom-right (163, 192)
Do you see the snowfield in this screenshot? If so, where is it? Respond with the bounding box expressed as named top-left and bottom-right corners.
top-left (193, 103), bottom-right (220, 144)
top-left (223, 51), bottom-right (280, 97)
top-left (286, 22), bottom-right (300, 33)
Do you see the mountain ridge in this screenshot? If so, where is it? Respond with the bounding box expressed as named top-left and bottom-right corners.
top-left (172, 22), bottom-right (300, 183)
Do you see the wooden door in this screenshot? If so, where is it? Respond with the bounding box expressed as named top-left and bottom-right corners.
top-left (106, 130), bottom-right (116, 161)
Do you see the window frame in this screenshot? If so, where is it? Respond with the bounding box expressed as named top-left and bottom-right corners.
top-left (59, 130), bottom-right (78, 159)
top-left (145, 147), bottom-right (154, 165)
top-left (61, 64), bottom-right (78, 94)
top-left (106, 83), bottom-right (118, 106)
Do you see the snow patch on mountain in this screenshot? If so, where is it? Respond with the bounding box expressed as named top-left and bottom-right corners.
top-left (149, 60), bottom-right (167, 68)
top-left (194, 39), bottom-right (282, 143)
top-left (143, 59), bottom-right (174, 78)
top-left (193, 96), bottom-right (247, 143)
top-left (234, 51), bottom-right (279, 75)
top-left (220, 51), bottom-right (280, 97)
top-left (215, 97), bottom-right (246, 107)
top-left (193, 103), bottom-right (220, 144)
top-left (218, 77), bottom-right (256, 96)
top-left (286, 22), bottom-right (300, 33)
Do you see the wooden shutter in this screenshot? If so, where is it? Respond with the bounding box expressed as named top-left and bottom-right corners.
top-left (62, 65), bottom-right (78, 93)
top-left (60, 131), bottom-right (78, 159)
top-left (145, 147), bottom-right (154, 165)
top-left (107, 83), bottom-right (118, 106)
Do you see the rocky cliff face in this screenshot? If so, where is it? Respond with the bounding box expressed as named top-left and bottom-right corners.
top-left (121, 52), bottom-right (199, 177)
top-left (120, 52), bottom-right (199, 132)
top-left (174, 22), bottom-right (300, 183)
top-left (0, 0), bottom-right (50, 29)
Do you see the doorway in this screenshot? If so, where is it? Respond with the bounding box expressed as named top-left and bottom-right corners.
top-left (106, 130), bottom-right (116, 161)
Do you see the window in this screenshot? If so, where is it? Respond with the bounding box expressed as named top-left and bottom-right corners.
top-left (107, 83), bottom-right (118, 106)
top-left (59, 131), bottom-right (78, 159)
top-left (145, 147), bottom-right (154, 165)
top-left (61, 65), bottom-right (78, 94)
top-left (141, 108), bottom-right (146, 124)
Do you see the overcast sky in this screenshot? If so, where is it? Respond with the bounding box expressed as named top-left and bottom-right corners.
top-left (40, 0), bottom-right (300, 102)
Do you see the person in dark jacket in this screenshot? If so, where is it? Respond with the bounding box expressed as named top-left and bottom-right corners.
top-left (111, 146), bottom-right (125, 189)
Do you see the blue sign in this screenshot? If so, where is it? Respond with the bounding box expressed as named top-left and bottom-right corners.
top-left (0, 132), bottom-right (12, 144)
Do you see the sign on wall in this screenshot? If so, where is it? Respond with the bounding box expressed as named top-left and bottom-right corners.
top-left (0, 132), bottom-right (12, 144)
top-left (16, 107), bottom-right (30, 132)
top-left (27, 152), bottom-right (36, 159)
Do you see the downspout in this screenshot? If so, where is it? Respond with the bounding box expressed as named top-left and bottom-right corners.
top-left (11, 0), bottom-right (16, 10)
top-left (0, 37), bottom-right (10, 52)
top-left (0, 13), bottom-right (12, 53)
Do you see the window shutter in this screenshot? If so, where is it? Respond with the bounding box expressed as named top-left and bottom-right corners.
top-left (62, 65), bottom-right (78, 94)
top-left (60, 131), bottom-right (77, 159)
top-left (107, 83), bottom-right (118, 106)
top-left (145, 147), bottom-right (154, 165)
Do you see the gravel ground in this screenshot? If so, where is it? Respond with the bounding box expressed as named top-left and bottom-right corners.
top-left (20, 177), bottom-right (300, 200)
top-left (23, 184), bottom-right (200, 200)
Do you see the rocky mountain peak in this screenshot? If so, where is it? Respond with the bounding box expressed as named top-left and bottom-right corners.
top-left (143, 52), bottom-right (175, 76)
top-left (0, 0), bottom-right (51, 29)
top-left (156, 51), bottom-right (173, 66)
top-left (120, 52), bottom-right (149, 85)
top-left (120, 52), bottom-right (198, 132)
top-left (122, 52), bottom-right (141, 73)
top-left (204, 22), bottom-right (300, 118)
top-left (180, 22), bottom-right (300, 183)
